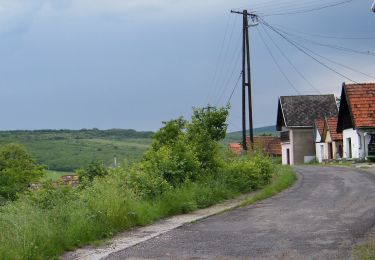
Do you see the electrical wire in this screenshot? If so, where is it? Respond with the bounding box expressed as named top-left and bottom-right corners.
top-left (259, 24), bottom-right (322, 94)
top-left (226, 72), bottom-right (242, 106)
top-left (259, 18), bottom-right (359, 83)
top-left (287, 37), bottom-right (375, 80)
top-left (263, 0), bottom-right (353, 16)
top-left (271, 23), bottom-right (375, 40)
top-left (256, 26), bottom-right (301, 94)
top-left (274, 27), bottom-right (375, 57)
top-left (205, 13), bottom-right (232, 103)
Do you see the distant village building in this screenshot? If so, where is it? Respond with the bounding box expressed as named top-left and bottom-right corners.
top-left (61, 175), bottom-right (80, 187)
top-left (276, 95), bottom-right (338, 165)
top-left (314, 119), bottom-right (326, 163)
top-left (228, 136), bottom-right (281, 157)
top-left (321, 117), bottom-right (343, 160)
top-left (228, 143), bottom-right (242, 155)
top-left (337, 83), bottom-right (375, 160)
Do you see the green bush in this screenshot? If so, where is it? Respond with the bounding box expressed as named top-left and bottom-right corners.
top-left (77, 161), bottom-right (109, 182)
top-left (221, 155), bottom-right (273, 192)
top-left (0, 144), bottom-right (45, 201)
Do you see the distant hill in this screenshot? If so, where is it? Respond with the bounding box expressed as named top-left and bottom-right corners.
top-left (223, 125), bottom-right (277, 145)
top-left (0, 129), bottom-right (154, 172)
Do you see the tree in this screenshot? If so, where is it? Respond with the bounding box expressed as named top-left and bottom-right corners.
top-left (187, 106), bottom-right (229, 169)
top-left (77, 161), bottom-right (108, 182)
top-left (0, 144), bottom-right (45, 201)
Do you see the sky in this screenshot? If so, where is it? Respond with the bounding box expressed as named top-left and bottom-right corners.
top-left (0, 0), bottom-right (374, 132)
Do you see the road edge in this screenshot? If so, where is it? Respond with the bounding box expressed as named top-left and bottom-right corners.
top-left (62, 166), bottom-right (297, 260)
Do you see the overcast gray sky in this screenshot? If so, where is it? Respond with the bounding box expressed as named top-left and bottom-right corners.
top-left (0, 0), bottom-right (374, 132)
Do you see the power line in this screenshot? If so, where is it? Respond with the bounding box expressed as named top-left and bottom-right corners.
top-left (256, 26), bottom-right (301, 94)
top-left (215, 36), bottom-right (242, 106)
top-left (264, 0), bottom-right (354, 16)
top-left (260, 18), bottom-right (359, 83)
top-left (260, 24), bottom-right (321, 94)
top-left (287, 36), bottom-right (375, 80)
top-left (271, 23), bottom-right (375, 40)
top-left (273, 26), bottom-right (375, 57)
top-left (205, 13), bottom-right (232, 103)
top-left (226, 72), bottom-right (242, 106)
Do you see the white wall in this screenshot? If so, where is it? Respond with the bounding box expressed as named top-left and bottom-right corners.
top-left (314, 129), bottom-right (325, 162)
top-left (343, 128), bottom-right (375, 160)
top-left (281, 143), bottom-right (292, 165)
top-left (315, 143), bottom-right (326, 162)
top-left (343, 129), bottom-right (361, 159)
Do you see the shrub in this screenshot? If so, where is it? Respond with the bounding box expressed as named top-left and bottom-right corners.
top-left (77, 161), bottom-right (109, 182)
top-left (222, 155), bottom-right (273, 192)
top-left (0, 144), bottom-right (45, 201)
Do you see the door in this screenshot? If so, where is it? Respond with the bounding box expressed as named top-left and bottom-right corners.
top-left (320, 145), bottom-right (325, 161)
top-left (287, 149), bottom-right (290, 165)
top-left (347, 138), bottom-right (352, 158)
top-left (328, 143), bottom-right (333, 159)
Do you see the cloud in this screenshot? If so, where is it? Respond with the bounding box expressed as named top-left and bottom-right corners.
top-left (0, 0), bottom-right (50, 34)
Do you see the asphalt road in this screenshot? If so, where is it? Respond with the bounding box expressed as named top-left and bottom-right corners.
top-left (106, 166), bottom-right (375, 259)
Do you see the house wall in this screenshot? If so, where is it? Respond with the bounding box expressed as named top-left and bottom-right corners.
top-left (315, 143), bottom-right (326, 162)
top-left (314, 129), bottom-right (325, 163)
top-left (292, 128), bottom-right (315, 164)
top-left (281, 143), bottom-right (292, 165)
top-left (343, 128), bottom-right (375, 159)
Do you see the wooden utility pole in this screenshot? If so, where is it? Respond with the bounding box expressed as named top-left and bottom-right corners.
top-left (231, 10), bottom-right (257, 151)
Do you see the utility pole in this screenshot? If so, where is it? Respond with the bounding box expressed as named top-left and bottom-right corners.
top-left (231, 9), bottom-right (258, 151)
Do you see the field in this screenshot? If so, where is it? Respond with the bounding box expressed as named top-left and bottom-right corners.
top-left (0, 129), bottom-right (153, 172)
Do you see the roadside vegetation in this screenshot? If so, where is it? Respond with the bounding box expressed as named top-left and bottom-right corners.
top-left (0, 106), bottom-right (295, 259)
top-left (354, 236), bottom-right (375, 259)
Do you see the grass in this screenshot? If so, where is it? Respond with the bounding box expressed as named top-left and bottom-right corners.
top-left (353, 235), bottom-right (375, 259)
top-left (239, 165), bottom-right (297, 207)
top-left (0, 162), bottom-right (296, 259)
top-left (41, 171), bottom-right (74, 181)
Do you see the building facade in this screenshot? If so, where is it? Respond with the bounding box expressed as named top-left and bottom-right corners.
top-left (277, 95), bottom-right (338, 165)
top-left (337, 83), bottom-right (375, 161)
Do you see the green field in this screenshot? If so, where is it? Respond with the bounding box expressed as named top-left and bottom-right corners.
top-left (0, 129), bottom-right (153, 172)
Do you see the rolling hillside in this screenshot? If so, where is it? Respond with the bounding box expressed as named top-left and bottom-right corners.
top-left (0, 129), bottom-right (153, 172)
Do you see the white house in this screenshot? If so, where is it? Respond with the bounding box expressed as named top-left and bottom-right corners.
top-left (314, 119), bottom-right (326, 163)
top-left (337, 83), bottom-right (375, 161)
top-left (321, 117), bottom-right (343, 160)
top-left (276, 94), bottom-right (338, 165)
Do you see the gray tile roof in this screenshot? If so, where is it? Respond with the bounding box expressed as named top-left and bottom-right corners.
top-left (277, 95), bottom-right (338, 130)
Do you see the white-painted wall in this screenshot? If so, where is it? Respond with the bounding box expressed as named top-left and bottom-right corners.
top-left (315, 143), bottom-right (326, 162)
top-left (281, 143), bottom-right (292, 165)
top-left (314, 129), bottom-right (325, 162)
top-left (343, 128), bottom-right (375, 160)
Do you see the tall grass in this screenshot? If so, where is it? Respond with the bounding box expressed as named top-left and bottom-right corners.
top-left (0, 159), bottom-right (295, 260)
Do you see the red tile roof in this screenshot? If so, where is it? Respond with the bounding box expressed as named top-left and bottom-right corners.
top-left (325, 117), bottom-right (343, 141)
top-left (229, 137), bottom-right (282, 156)
top-left (314, 119), bottom-right (325, 136)
top-left (228, 143), bottom-right (242, 155)
top-left (345, 83), bottom-right (375, 128)
top-left (247, 136), bottom-right (282, 156)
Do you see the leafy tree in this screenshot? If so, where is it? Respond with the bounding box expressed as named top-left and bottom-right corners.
top-left (77, 161), bottom-right (109, 182)
top-left (151, 117), bottom-right (187, 150)
top-left (187, 106), bottom-right (229, 169)
top-left (141, 106), bottom-right (229, 186)
top-left (0, 143), bottom-right (45, 201)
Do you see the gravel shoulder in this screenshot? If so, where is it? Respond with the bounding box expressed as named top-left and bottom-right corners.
top-left (106, 166), bottom-right (375, 259)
